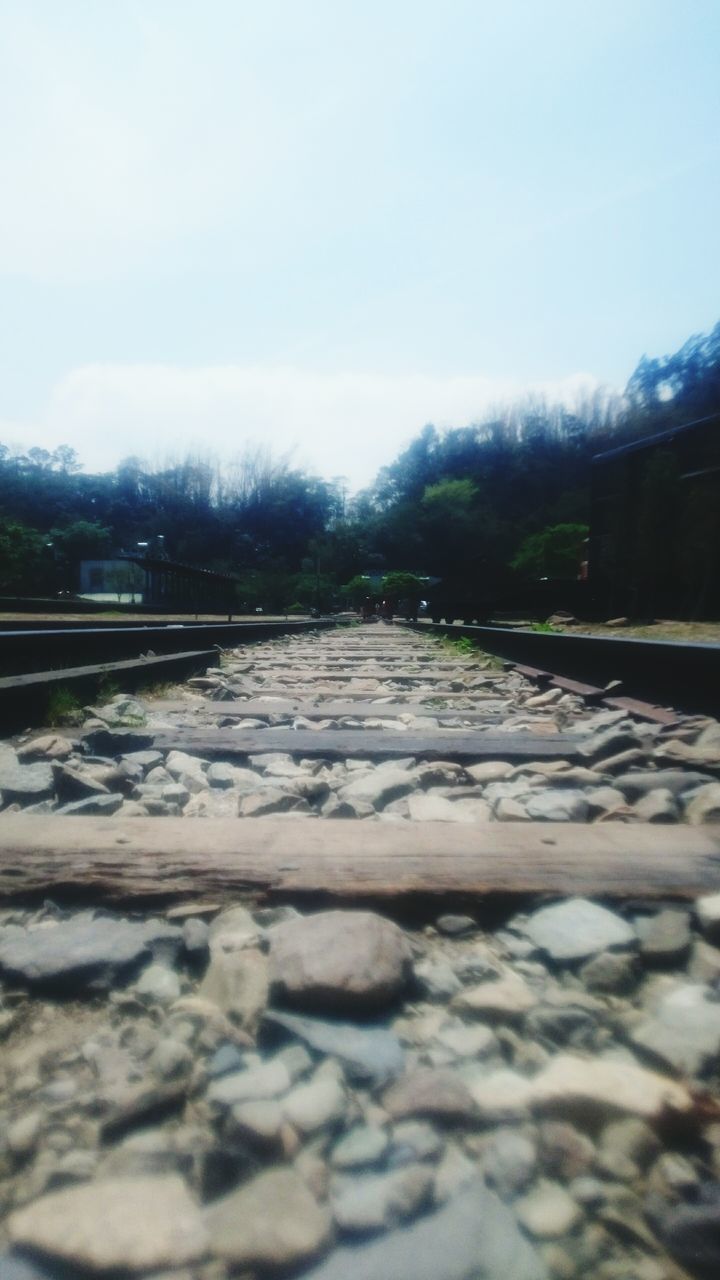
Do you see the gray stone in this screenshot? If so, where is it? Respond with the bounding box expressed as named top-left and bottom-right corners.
top-left (269, 910), bottom-right (412, 1013)
top-left (523, 790), bottom-right (589, 822)
top-left (18, 734), bottom-right (74, 761)
top-left (407, 793), bottom-right (480, 822)
top-left (149, 1037), bottom-right (194, 1079)
top-left (240, 788), bottom-right (311, 816)
top-left (204, 1167), bottom-right (331, 1268)
top-left (206, 1056), bottom-right (292, 1107)
top-left (632, 788), bottom-right (679, 822)
top-left (93, 696), bottom-right (146, 726)
top-left (382, 1069), bottom-right (477, 1122)
top-left (465, 761), bottom-right (514, 782)
top-left (515, 1180), bottom-right (583, 1238)
top-left (597, 1121), bottom-right (661, 1172)
top-left (434, 1142), bottom-right (477, 1202)
top-left (482, 1128), bottom-right (537, 1198)
top-left (525, 1002), bottom-right (595, 1049)
top-left (632, 983), bottom-right (720, 1076)
top-left (637, 909), bottom-right (692, 963)
top-left (123, 749), bottom-right (163, 769)
top-left (331, 1126), bottom-right (390, 1169)
top-left (56, 792), bottom-right (125, 815)
top-left (182, 917), bottom-right (209, 957)
top-left (685, 783), bottom-right (720, 824)
top-left (696, 892), bottom-right (720, 943)
top-left (521, 899), bottom-right (636, 962)
top-left (207, 1043), bottom-right (245, 1078)
top-left (199, 947), bottom-right (269, 1033)
top-left (0, 759), bottom-right (53, 803)
top-left (265, 1009), bottom-right (405, 1086)
top-left (299, 1180), bottom-right (548, 1279)
top-left (451, 971), bottom-right (537, 1020)
top-left (436, 914), bottom-right (477, 936)
top-left (526, 1052), bottom-right (691, 1121)
top-left (432, 1022), bottom-right (498, 1059)
top-left (206, 761), bottom-right (242, 788)
top-left (414, 957), bottom-right (463, 1000)
top-left (579, 725), bottom-right (642, 762)
top-left (690, 939), bottom-right (720, 982)
top-left (493, 797), bottom-right (533, 821)
top-left (538, 1121), bottom-right (596, 1181)
top-left (227, 1099), bottom-right (285, 1148)
top-left (339, 767), bottom-right (415, 810)
top-left (322, 796), bottom-right (374, 819)
top-left (276, 1041), bottom-right (314, 1080)
top-left (648, 1151), bottom-right (700, 1197)
top-left (135, 962), bottom-right (182, 1004)
top-left (469, 1069), bottom-right (535, 1122)
top-left (52, 761), bottom-right (109, 800)
top-left (288, 774), bottom-right (331, 802)
top-left (389, 1120), bottom-right (445, 1164)
top-left (7, 1110), bottom-right (43, 1157)
top-left (0, 916), bottom-right (181, 993)
top-left (330, 1164), bottom-right (433, 1234)
top-left (613, 769), bottom-right (715, 798)
top-left (585, 785), bottom-right (629, 817)
top-left (598, 747), bottom-right (648, 773)
top-left (7, 1176), bottom-right (207, 1271)
top-left (281, 1072), bottom-right (346, 1132)
top-left (657, 1184), bottom-right (720, 1280)
top-left (208, 904), bottom-right (261, 951)
top-left (579, 951), bottom-right (637, 994)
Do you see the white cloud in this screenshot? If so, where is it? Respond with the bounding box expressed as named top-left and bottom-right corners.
top-left (1, 363), bottom-right (603, 490)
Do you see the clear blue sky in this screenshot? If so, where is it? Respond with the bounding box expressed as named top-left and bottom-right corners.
top-left (0, 0), bottom-right (718, 487)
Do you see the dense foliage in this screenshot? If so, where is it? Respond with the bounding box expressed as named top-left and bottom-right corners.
top-left (0, 321), bottom-right (718, 609)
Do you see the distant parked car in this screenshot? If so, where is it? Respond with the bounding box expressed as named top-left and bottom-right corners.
top-left (255, 606), bottom-right (263, 614)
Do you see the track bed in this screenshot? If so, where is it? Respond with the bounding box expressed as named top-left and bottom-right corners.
top-left (1, 623), bottom-right (720, 1279)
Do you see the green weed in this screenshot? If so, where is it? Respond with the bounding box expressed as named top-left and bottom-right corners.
top-left (96, 673), bottom-right (120, 702)
top-left (46, 687), bottom-right (83, 726)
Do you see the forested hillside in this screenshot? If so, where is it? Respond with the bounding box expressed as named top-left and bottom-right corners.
top-left (1, 322), bottom-right (719, 609)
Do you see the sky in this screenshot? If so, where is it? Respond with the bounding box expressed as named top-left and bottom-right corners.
top-left (0, 0), bottom-right (718, 490)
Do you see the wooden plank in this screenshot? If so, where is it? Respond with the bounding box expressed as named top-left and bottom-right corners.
top-left (149, 699), bottom-right (507, 721)
top-left (218, 687), bottom-right (506, 701)
top-left (96, 726), bottom-right (579, 760)
top-left (245, 669), bottom-right (486, 682)
top-left (251, 660), bottom-right (478, 669)
top-left (0, 816), bottom-right (718, 905)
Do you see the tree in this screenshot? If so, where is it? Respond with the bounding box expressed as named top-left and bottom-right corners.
top-left (340, 575), bottom-right (374, 609)
top-left (511, 523), bottom-right (589, 580)
top-left (0, 520), bottom-right (48, 593)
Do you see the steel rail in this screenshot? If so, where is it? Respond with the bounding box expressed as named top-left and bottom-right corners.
top-left (0, 618), bottom-right (339, 677)
top-left (400, 621), bottom-right (720, 717)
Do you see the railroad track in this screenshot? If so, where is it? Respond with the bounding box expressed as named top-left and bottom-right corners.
top-left (1, 623), bottom-right (720, 1278)
top-left (404, 620), bottom-right (720, 719)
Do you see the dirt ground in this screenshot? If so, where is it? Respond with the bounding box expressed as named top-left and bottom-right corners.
top-left (555, 618), bottom-right (720, 644)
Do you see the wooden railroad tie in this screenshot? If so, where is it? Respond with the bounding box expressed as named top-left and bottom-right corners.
top-left (0, 816), bottom-right (719, 906)
top-left (84, 726), bottom-right (584, 761)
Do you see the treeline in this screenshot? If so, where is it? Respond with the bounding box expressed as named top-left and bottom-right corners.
top-left (0, 321), bottom-right (718, 607)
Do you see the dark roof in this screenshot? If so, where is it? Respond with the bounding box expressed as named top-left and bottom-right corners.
top-left (592, 412), bottom-right (720, 466)
top-left (119, 554), bottom-right (237, 583)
